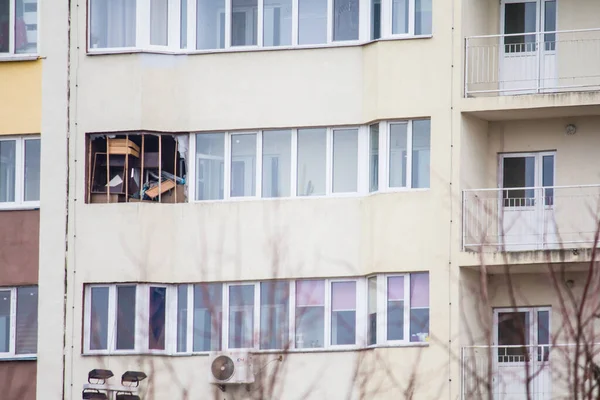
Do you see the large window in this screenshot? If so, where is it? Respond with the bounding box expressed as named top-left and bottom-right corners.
top-left (388, 119), bottom-right (431, 189)
top-left (0, 136), bottom-right (40, 208)
top-left (88, 0), bottom-right (431, 52)
top-left (84, 273), bottom-right (429, 354)
top-left (0, 0), bottom-right (38, 55)
top-left (0, 286), bottom-right (38, 359)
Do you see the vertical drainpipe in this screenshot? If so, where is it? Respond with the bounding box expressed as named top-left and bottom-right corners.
top-left (449, 0), bottom-right (457, 397)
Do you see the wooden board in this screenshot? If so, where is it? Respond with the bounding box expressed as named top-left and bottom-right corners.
top-left (145, 179), bottom-right (176, 199)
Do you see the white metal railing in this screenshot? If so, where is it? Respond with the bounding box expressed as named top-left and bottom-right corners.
top-left (462, 185), bottom-right (600, 252)
top-left (461, 344), bottom-right (600, 400)
top-left (465, 28), bottom-right (600, 96)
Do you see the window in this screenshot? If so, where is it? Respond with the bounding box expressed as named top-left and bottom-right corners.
top-left (332, 129), bottom-right (358, 193)
top-left (297, 128), bottom-right (326, 196)
top-left (230, 133), bottom-right (257, 197)
top-left (0, 137), bottom-right (40, 208)
top-left (0, 0), bottom-right (38, 54)
top-left (0, 286), bottom-right (38, 359)
top-left (84, 274), bottom-right (429, 355)
top-left (88, 0), bottom-right (431, 52)
top-left (262, 130), bottom-right (291, 198)
top-left (387, 119), bottom-right (431, 189)
top-left (196, 132), bottom-right (225, 201)
top-left (369, 124), bottom-right (379, 192)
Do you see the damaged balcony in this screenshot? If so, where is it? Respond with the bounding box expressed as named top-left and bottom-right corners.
top-left (86, 133), bottom-right (189, 204)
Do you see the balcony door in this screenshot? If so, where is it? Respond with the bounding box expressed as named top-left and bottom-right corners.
top-left (499, 152), bottom-right (556, 251)
top-left (500, 0), bottom-right (557, 94)
top-left (493, 308), bottom-right (551, 399)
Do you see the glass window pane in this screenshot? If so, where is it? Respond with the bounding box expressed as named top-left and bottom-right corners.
top-left (298, 0), bottom-right (327, 45)
top-left (297, 128), bottom-right (326, 196)
top-left (228, 285), bottom-right (255, 349)
top-left (387, 276), bottom-right (404, 341)
top-left (412, 120), bottom-right (430, 189)
top-left (16, 287), bottom-right (37, 354)
top-left (0, 291), bottom-right (11, 352)
top-left (504, 2), bottom-right (537, 53)
top-left (260, 282), bottom-right (289, 349)
top-left (176, 285), bottom-right (188, 352)
top-left (543, 155), bottom-right (554, 206)
top-left (367, 277), bottom-right (377, 345)
top-left (197, 0), bottom-right (225, 50)
top-left (392, 0), bottom-right (408, 34)
top-left (15, 0), bottom-right (38, 54)
top-left (0, 0), bottom-right (8, 53)
top-left (389, 123), bottom-right (407, 188)
top-left (263, 0), bottom-right (292, 46)
top-left (369, 124), bottom-right (379, 192)
top-left (90, 0), bottom-right (137, 49)
top-left (262, 130), bottom-right (291, 197)
top-left (333, 129), bottom-right (358, 193)
top-left (371, 0), bottom-right (381, 40)
top-left (502, 156), bottom-right (535, 207)
top-left (193, 283), bottom-right (222, 352)
top-left (231, 134), bottom-right (257, 197)
top-left (544, 1), bottom-right (556, 50)
top-left (0, 140), bottom-right (16, 202)
top-left (196, 133), bottom-right (225, 200)
top-left (331, 281), bottom-right (356, 345)
top-left (148, 287), bottom-right (166, 350)
top-left (181, 0), bottom-right (188, 48)
top-left (333, 0), bottom-right (358, 41)
top-left (410, 273), bottom-right (429, 342)
top-left (295, 280), bottom-right (324, 348)
top-left (232, 0), bottom-right (258, 46)
top-left (24, 139), bottom-right (40, 202)
top-left (415, 0), bottom-right (432, 35)
top-left (116, 286), bottom-right (136, 350)
top-left (150, 0), bottom-right (169, 45)
top-left (90, 287), bottom-right (109, 350)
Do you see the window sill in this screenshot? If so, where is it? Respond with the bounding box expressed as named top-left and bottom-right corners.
top-left (82, 343), bottom-right (429, 357)
top-left (86, 35), bottom-right (433, 57)
top-left (0, 356), bottom-right (37, 362)
top-left (0, 55), bottom-right (40, 62)
top-left (0, 204), bottom-right (40, 211)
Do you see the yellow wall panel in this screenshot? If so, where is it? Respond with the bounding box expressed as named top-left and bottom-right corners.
top-left (0, 60), bottom-right (42, 135)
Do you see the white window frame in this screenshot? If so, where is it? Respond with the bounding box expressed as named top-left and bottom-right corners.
top-left (0, 287), bottom-right (38, 360)
top-left (0, 136), bottom-right (40, 210)
top-left (87, 0), bottom-right (432, 54)
top-left (0, 0), bottom-right (39, 57)
top-left (83, 274), bottom-right (428, 356)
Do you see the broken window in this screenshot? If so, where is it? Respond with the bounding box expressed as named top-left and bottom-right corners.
top-left (87, 132), bottom-right (189, 203)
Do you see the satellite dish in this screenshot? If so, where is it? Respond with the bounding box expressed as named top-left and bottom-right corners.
top-left (211, 355), bottom-right (235, 382)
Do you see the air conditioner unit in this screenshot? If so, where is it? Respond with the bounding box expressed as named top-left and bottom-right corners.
top-left (209, 352), bottom-right (255, 385)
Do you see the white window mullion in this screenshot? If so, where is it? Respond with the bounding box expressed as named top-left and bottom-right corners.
top-left (377, 275), bottom-right (386, 344)
top-left (15, 139), bottom-right (24, 204)
top-left (289, 281), bottom-right (296, 350)
top-left (381, 121), bottom-right (389, 191)
top-left (83, 287), bottom-right (92, 352)
top-left (357, 125), bottom-right (368, 195)
top-left (290, 129), bottom-right (298, 197)
top-left (257, 0), bottom-right (265, 47)
top-left (224, 132), bottom-right (232, 200)
top-left (137, 0), bottom-right (150, 48)
top-left (188, 0), bottom-right (197, 49)
top-left (253, 283), bottom-right (260, 350)
top-left (137, 285), bottom-right (148, 352)
top-left (291, 0), bottom-right (299, 45)
top-left (408, 0), bottom-right (415, 35)
top-left (404, 274), bottom-right (411, 343)
top-left (324, 280), bottom-right (331, 348)
top-left (188, 133), bottom-right (197, 201)
top-left (225, 0), bottom-right (232, 48)
top-left (406, 120), bottom-right (413, 188)
top-left (9, 288), bottom-right (16, 355)
top-left (186, 284), bottom-right (194, 353)
top-left (326, 0), bottom-right (333, 43)
top-left (356, 278), bottom-right (366, 347)
top-left (222, 284), bottom-right (230, 350)
top-left (170, 0), bottom-right (182, 50)
top-left (359, 0), bottom-right (370, 41)
top-left (108, 286), bottom-right (117, 352)
top-left (325, 128), bottom-right (333, 195)
top-left (8, 0), bottom-right (15, 54)
top-left (381, 0), bottom-right (391, 38)
top-left (256, 132), bottom-right (263, 198)
top-left (167, 286), bottom-right (177, 354)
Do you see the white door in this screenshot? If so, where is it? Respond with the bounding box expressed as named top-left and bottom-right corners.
top-left (500, 0), bottom-right (557, 94)
top-left (494, 308), bottom-right (551, 400)
top-left (499, 152), bottom-right (556, 251)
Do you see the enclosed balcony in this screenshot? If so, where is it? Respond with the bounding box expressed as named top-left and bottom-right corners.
top-left (463, 0), bottom-right (600, 97)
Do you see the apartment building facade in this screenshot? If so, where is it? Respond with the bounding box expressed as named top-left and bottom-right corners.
top-left (30, 0), bottom-right (600, 399)
top-left (0, 0), bottom-right (41, 398)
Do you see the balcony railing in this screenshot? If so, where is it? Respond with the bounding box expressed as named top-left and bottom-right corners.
top-left (465, 29), bottom-right (600, 97)
top-left (462, 185), bottom-right (600, 252)
top-left (461, 344), bottom-right (600, 400)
